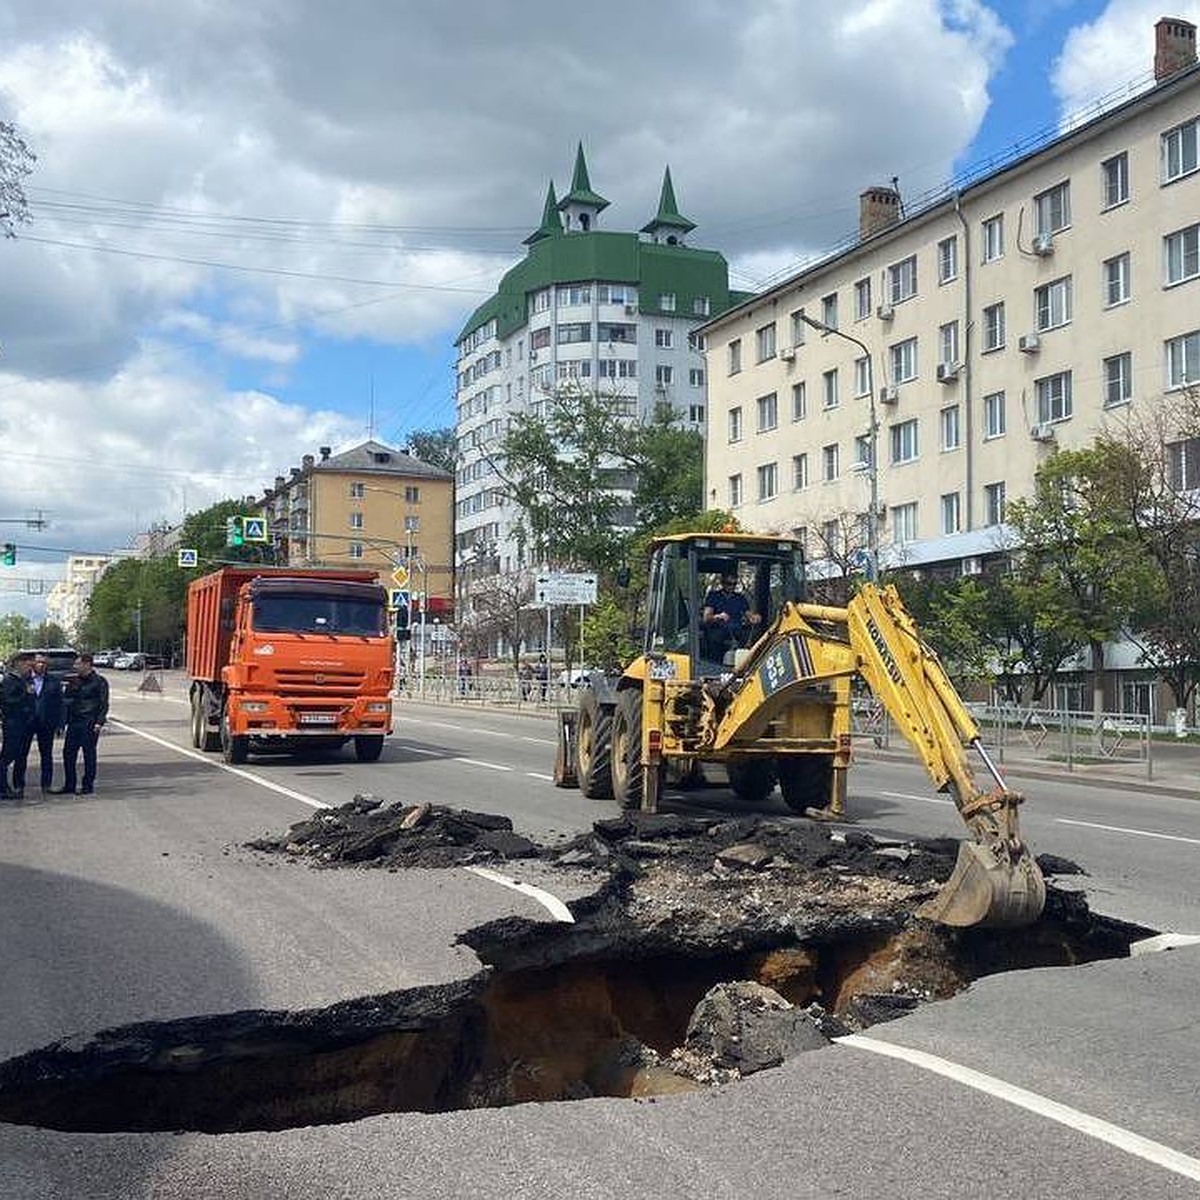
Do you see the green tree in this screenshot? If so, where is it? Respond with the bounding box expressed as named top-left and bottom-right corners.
top-left (0, 613), bottom-right (33, 659)
top-left (626, 405), bottom-right (704, 533)
top-left (31, 620), bottom-right (69, 647)
top-left (408, 427), bottom-right (458, 474)
top-left (1, 121), bottom-right (35, 238)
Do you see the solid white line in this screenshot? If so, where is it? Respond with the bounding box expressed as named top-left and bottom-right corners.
top-left (837, 1034), bottom-right (1200, 1183)
top-left (463, 865), bottom-right (574, 923)
top-left (110, 720), bottom-right (331, 810)
top-left (881, 790), bottom-right (955, 807)
top-left (527, 772), bottom-right (554, 781)
top-left (1055, 817), bottom-right (1200, 846)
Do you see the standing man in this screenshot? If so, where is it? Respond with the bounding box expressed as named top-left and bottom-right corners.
top-left (28, 653), bottom-right (64, 793)
top-left (57, 653), bottom-right (109, 796)
top-left (0, 653), bottom-right (36, 799)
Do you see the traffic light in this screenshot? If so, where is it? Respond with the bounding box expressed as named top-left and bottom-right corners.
top-left (225, 516), bottom-right (245, 547)
top-left (1, 543), bottom-right (15, 567)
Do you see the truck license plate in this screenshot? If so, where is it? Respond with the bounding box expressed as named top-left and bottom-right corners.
top-left (299, 713), bottom-right (337, 725)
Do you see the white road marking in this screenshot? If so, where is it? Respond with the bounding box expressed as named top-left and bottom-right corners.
top-left (838, 1034), bottom-right (1200, 1183)
top-left (520, 735), bottom-right (555, 745)
top-left (527, 772), bottom-right (554, 781)
top-left (880, 790), bottom-right (955, 807)
top-left (1130, 933), bottom-right (1200, 956)
top-left (1055, 817), bottom-right (1200, 846)
top-left (402, 745), bottom-right (442, 757)
top-left (456, 757), bottom-right (513, 772)
top-left (110, 720), bottom-right (331, 810)
top-left (463, 865), bottom-right (574, 923)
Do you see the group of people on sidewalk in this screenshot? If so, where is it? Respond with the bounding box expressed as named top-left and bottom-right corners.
top-left (0, 651), bottom-right (109, 797)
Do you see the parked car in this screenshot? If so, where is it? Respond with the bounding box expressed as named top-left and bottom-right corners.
top-left (93, 650), bottom-right (115, 667)
top-left (557, 666), bottom-right (593, 687)
top-left (113, 652), bottom-right (146, 670)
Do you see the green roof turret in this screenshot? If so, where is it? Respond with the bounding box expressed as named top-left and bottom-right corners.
top-left (557, 142), bottom-right (609, 231)
top-left (524, 179), bottom-right (563, 245)
top-left (641, 166), bottom-right (696, 240)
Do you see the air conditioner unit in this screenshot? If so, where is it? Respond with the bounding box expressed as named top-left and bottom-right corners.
top-left (624, 304), bottom-right (638, 315)
top-left (1032, 232), bottom-right (1055, 257)
top-left (962, 555), bottom-right (983, 576)
top-left (936, 362), bottom-right (960, 384)
top-left (779, 346), bottom-right (796, 362)
top-left (1018, 334), bottom-right (1041, 354)
top-left (879, 385), bottom-right (899, 404)
top-left (529, 349), bottom-right (539, 362)
top-left (1029, 421), bottom-right (1055, 442)
top-left (876, 303), bottom-right (895, 321)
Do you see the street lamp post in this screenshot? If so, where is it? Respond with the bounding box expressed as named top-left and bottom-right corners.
top-left (800, 314), bottom-right (880, 582)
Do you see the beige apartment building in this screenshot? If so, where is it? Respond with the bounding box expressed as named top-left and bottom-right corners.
top-left (703, 19), bottom-right (1199, 597)
top-left (261, 440), bottom-right (455, 618)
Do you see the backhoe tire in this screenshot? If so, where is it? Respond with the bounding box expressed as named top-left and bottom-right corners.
top-left (726, 758), bottom-right (776, 804)
top-left (576, 688), bottom-right (614, 799)
top-left (220, 708), bottom-right (249, 765)
top-left (354, 735), bottom-right (385, 762)
top-left (611, 688), bottom-right (644, 811)
top-left (776, 754), bottom-right (833, 812)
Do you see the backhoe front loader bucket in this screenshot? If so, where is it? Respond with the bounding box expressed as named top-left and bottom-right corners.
top-left (919, 833), bottom-right (1046, 928)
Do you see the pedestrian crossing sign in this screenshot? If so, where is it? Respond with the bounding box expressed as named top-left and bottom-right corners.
top-left (389, 589), bottom-right (409, 610)
top-left (177, 548), bottom-right (198, 567)
top-left (243, 516), bottom-right (268, 543)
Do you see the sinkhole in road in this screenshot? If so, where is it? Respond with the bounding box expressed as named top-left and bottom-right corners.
top-left (0, 884), bottom-right (1150, 1134)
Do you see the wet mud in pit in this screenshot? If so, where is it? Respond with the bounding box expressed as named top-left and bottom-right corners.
top-left (0, 800), bottom-right (1151, 1134)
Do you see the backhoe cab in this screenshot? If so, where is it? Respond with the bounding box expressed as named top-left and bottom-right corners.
top-left (554, 532), bottom-right (1045, 929)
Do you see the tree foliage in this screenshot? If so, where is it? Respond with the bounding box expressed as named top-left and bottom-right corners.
top-left (408, 427), bottom-right (458, 474)
top-left (1, 122), bottom-right (35, 238)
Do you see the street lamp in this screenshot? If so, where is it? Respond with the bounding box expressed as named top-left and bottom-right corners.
top-left (800, 314), bottom-right (881, 582)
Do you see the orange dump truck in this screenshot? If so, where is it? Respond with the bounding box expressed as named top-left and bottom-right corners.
top-left (186, 566), bottom-right (395, 764)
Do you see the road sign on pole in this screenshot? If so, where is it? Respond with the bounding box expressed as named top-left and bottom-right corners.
top-left (391, 565), bottom-right (410, 589)
top-left (389, 588), bottom-right (409, 610)
top-left (534, 573), bottom-right (598, 605)
top-left (242, 515), bottom-right (268, 543)
top-left (177, 548), bottom-right (198, 567)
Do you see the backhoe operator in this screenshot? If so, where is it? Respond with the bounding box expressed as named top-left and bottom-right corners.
top-left (702, 572), bottom-right (762, 657)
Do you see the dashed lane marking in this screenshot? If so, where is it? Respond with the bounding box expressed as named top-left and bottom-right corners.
top-left (402, 718), bottom-right (554, 746)
top-left (396, 743), bottom-right (514, 772)
top-left (1055, 817), bottom-right (1200, 846)
top-left (456, 757), bottom-right (513, 772)
top-left (527, 772), bottom-right (554, 781)
top-left (838, 1034), bottom-right (1200, 1184)
top-left (110, 720), bottom-right (331, 810)
top-left (463, 866), bottom-right (574, 923)
top-left (880, 790), bottom-right (955, 807)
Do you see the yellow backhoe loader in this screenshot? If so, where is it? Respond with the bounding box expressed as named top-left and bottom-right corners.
top-left (554, 532), bottom-right (1045, 929)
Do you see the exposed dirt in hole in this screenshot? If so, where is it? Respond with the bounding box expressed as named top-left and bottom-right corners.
top-left (0, 803), bottom-right (1151, 1135)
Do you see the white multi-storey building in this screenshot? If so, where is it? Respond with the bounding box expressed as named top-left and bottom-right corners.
top-left (45, 555), bottom-right (112, 641)
top-left (453, 145), bottom-right (751, 586)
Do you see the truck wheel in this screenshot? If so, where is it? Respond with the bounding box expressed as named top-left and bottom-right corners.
top-left (576, 688), bottom-right (613, 799)
top-left (354, 735), bottom-right (384, 762)
top-left (220, 709), bottom-right (249, 765)
top-left (190, 693), bottom-right (204, 749)
top-left (776, 755), bottom-right (833, 813)
top-left (611, 689), bottom-right (644, 810)
top-left (727, 758), bottom-right (776, 804)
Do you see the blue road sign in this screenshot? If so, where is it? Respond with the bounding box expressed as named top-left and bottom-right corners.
top-left (389, 589), bottom-right (409, 610)
top-left (177, 548), bottom-right (198, 567)
top-left (242, 516), bottom-right (268, 543)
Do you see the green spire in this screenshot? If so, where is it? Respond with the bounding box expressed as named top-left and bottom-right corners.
top-left (557, 142), bottom-right (609, 213)
top-left (524, 179), bottom-right (563, 245)
top-left (641, 166), bottom-right (696, 236)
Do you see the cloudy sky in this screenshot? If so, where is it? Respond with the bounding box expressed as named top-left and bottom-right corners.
top-left (0, 0), bottom-right (1196, 619)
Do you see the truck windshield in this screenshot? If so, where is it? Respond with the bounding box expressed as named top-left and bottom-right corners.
top-left (252, 594), bottom-right (386, 636)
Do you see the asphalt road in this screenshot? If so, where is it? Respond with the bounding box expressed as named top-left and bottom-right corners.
top-left (1, 673), bottom-right (1198, 1198)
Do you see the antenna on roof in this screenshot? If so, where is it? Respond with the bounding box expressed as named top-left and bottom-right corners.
top-left (891, 175), bottom-right (905, 219)
top-left (367, 373), bottom-right (375, 438)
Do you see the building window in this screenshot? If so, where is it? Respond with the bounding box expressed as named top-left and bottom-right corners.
top-left (530, 288), bottom-right (551, 314)
top-left (659, 292), bottom-right (676, 312)
top-left (1034, 276), bottom-right (1073, 331)
top-left (1102, 152), bottom-right (1129, 209)
top-left (404, 514), bottom-right (420, 532)
top-left (349, 511), bottom-right (363, 530)
top-left (1104, 253), bottom-right (1131, 306)
top-left (349, 481), bottom-right (364, 499)
top-left (349, 541), bottom-right (364, 559)
top-left (728, 406), bottom-right (743, 442)
top-left (890, 337), bottom-right (918, 384)
top-left (1103, 352), bottom-right (1133, 407)
top-left (822, 443), bottom-right (839, 482)
top-left (854, 356), bottom-right (872, 397)
top-left (887, 255), bottom-right (917, 303)
top-left (791, 381), bottom-right (807, 421)
top-left (938, 320), bottom-right (960, 367)
top-left (890, 418), bottom-right (919, 465)
top-left (756, 392), bottom-right (778, 432)
top-left (984, 481), bottom-right (1007, 526)
top-left (693, 296), bottom-right (711, 316)
top-left (728, 339), bottom-right (742, 375)
top-left (1168, 437), bottom-right (1200, 490)
top-left (1166, 330), bottom-right (1200, 388)
top-left (940, 405), bottom-right (961, 451)
top-left (756, 323), bottom-right (777, 362)
top-left (655, 328), bottom-right (674, 348)
top-left (1035, 370), bottom-right (1073, 423)
top-left (598, 359), bottom-right (637, 380)
top-left (941, 492), bottom-right (961, 535)
top-left (937, 235), bottom-right (958, 284)
top-left (982, 214), bottom-right (1004, 262)
top-left (1165, 224), bottom-right (1200, 286)
top-left (1162, 117), bottom-right (1199, 183)
top-left (689, 367), bottom-right (705, 386)
top-left (655, 365), bottom-right (674, 386)
top-left (530, 327), bottom-right (552, 352)
top-left (822, 368), bottom-right (839, 410)
top-left (821, 293), bottom-right (838, 329)
top-left (983, 390), bottom-right (1006, 439)
top-left (854, 278), bottom-right (871, 321)
top-left (891, 502), bottom-right (918, 544)
top-left (401, 486), bottom-right (418, 504)
top-left (557, 322), bottom-right (591, 344)
top-left (689, 403), bottom-right (705, 423)
top-left (982, 302), bottom-right (1005, 352)
top-left (1034, 181), bottom-right (1071, 236)
top-left (757, 462), bottom-right (778, 502)
top-left (821, 519), bottom-right (839, 552)
top-left (792, 453), bottom-right (809, 490)
top-left (790, 309), bottom-right (807, 347)
top-left (728, 474), bottom-right (743, 507)
top-left (557, 284), bottom-right (592, 306)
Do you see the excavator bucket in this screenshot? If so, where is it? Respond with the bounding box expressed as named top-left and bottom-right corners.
top-left (919, 841), bottom-right (1046, 928)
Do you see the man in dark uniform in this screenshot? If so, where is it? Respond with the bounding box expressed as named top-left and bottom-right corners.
top-left (701, 572), bottom-right (762, 659)
top-left (1, 653), bottom-right (36, 799)
top-left (27, 652), bottom-right (64, 793)
top-left (56, 653), bottom-right (109, 795)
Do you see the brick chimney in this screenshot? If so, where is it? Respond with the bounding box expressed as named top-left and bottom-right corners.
top-left (1155, 17), bottom-right (1197, 81)
top-left (859, 186), bottom-right (900, 240)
